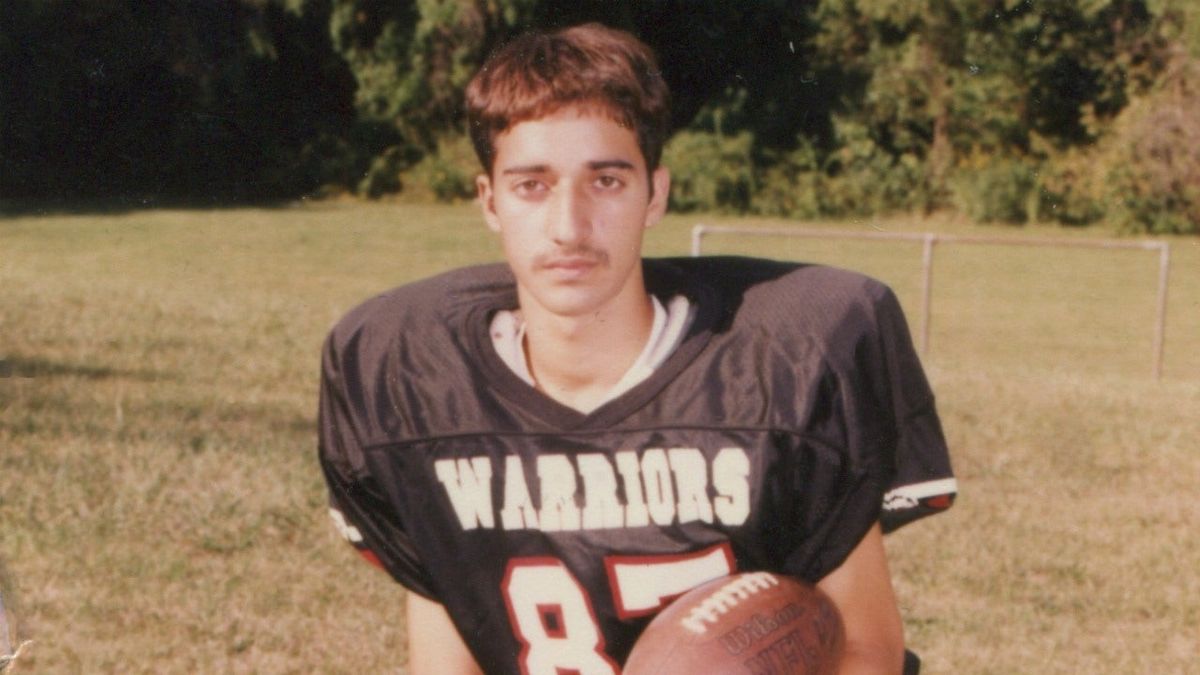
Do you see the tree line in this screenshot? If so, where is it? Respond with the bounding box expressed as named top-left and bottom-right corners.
top-left (2, 0), bottom-right (1196, 232)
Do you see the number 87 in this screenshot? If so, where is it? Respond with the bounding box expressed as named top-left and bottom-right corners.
top-left (501, 544), bottom-right (735, 675)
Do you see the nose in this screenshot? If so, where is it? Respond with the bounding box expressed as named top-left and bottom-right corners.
top-left (547, 183), bottom-right (591, 246)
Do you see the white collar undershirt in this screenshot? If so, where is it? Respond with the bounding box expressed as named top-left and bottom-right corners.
top-left (489, 295), bottom-right (693, 412)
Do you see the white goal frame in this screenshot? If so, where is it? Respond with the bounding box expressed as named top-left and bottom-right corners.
top-left (690, 224), bottom-right (1172, 380)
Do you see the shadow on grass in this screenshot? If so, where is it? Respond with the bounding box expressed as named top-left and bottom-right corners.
top-left (0, 356), bottom-right (170, 382)
top-left (0, 193), bottom-right (313, 218)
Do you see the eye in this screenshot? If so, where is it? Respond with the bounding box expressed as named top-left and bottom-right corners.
top-left (513, 179), bottom-right (547, 197)
top-left (594, 174), bottom-right (624, 190)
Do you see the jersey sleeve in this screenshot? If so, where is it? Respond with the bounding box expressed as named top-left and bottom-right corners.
top-left (774, 278), bottom-right (955, 582)
top-left (656, 259), bottom-right (954, 582)
top-left (317, 332), bottom-right (439, 598)
top-left (863, 286), bottom-right (957, 533)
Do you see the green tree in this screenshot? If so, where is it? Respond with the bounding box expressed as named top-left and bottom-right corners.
top-left (1101, 51), bottom-right (1200, 233)
top-left (1, 0), bottom-right (356, 204)
top-left (804, 0), bottom-right (1166, 221)
top-left (326, 0), bottom-right (831, 196)
top-left (3, 0), bottom-right (1190, 223)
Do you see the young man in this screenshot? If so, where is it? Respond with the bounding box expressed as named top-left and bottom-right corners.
top-left (319, 23), bottom-right (955, 674)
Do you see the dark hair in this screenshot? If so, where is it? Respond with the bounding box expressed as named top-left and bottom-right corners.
top-left (465, 23), bottom-right (670, 175)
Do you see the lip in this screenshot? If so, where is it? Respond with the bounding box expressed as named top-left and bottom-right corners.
top-left (540, 256), bottom-right (600, 279)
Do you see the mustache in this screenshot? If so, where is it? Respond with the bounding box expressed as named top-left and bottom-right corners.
top-left (535, 246), bottom-right (609, 268)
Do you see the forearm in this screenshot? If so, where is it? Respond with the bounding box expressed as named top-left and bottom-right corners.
top-left (406, 592), bottom-right (484, 675)
top-left (838, 641), bottom-right (905, 674)
top-left (818, 524), bottom-right (907, 675)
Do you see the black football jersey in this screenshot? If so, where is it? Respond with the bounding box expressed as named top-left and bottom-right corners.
top-left (318, 257), bottom-right (955, 674)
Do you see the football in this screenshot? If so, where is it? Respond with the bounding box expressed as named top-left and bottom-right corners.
top-left (623, 572), bottom-right (844, 675)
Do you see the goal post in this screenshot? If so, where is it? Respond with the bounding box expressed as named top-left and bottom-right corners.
top-left (689, 224), bottom-right (1172, 380)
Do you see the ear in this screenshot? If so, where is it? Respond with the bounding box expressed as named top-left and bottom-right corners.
top-left (644, 166), bottom-right (671, 229)
top-left (476, 173), bottom-right (501, 233)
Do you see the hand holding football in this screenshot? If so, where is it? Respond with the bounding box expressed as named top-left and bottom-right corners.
top-left (623, 572), bottom-right (844, 675)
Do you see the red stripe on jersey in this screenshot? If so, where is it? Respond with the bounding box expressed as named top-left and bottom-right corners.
top-left (927, 495), bottom-right (954, 509)
top-left (358, 548), bottom-right (385, 569)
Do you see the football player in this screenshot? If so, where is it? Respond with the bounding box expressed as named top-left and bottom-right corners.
top-left (319, 23), bottom-right (955, 674)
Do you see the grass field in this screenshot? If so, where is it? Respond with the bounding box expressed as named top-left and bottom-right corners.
top-left (1, 202), bottom-right (1197, 673)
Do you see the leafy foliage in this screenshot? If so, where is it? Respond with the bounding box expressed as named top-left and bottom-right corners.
top-left (950, 155), bottom-right (1039, 224)
top-left (1, 0), bottom-right (1195, 231)
top-left (802, 0), bottom-right (1168, 217)
top-left (0, 0), bottom-right (359, 203)
top-left (1101, 52), bottom-right (1200, 233)
top-left (400, 134), bottom-right (479, 202)
top-left (663, 130), bottom-right (755, 213)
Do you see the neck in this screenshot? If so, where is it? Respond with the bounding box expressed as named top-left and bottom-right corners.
top-left (520, 291), bottom-right (655, 413)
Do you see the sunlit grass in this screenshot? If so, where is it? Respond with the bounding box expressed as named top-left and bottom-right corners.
top-left (1, 203), bottom-right (1197, 672)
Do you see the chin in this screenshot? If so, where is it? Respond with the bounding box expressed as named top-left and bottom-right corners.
top-left (530, 288), bottom-right (610, 318)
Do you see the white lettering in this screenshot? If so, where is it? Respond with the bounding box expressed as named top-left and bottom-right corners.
top-left (501, 455), bottom-right (539, 530)
top-left (713, 447), bottom-right (751, 526)
top-left (435, 447), bottom-right (753, 533)
top-left (668, 448), bottom-right (714, 524)
top-left (434, 457), bottom-right (495, 529)
top-left (578, 453), bottom-right (624, 529)
top-left (640, 449), bottom-right (675, 526)
top-left (615, 451), bottom-right (650, 528)
top-left (537, 455), bottom-right (580, 531)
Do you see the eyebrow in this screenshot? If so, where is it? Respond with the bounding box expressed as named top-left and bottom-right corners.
top-left (500, 159), bottom-right (636, 175)
top-left (501, 164), bottom-right (549, 175)
top-left (586, 159), bottom-right (636, 171)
